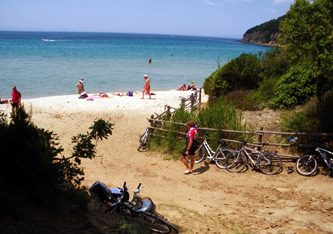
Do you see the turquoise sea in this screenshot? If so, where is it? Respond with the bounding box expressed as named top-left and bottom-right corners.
top-left (0, 31), bottom-right (270, 99)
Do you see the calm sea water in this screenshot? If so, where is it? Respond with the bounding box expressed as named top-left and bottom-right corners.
top-left (0, 31), bottom-right (270, 99)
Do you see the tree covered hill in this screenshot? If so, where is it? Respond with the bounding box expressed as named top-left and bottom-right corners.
top-left (240, 15), bottom-right (285, 46)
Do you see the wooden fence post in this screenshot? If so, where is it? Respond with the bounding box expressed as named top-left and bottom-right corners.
top-left (167, 105), bottom-right (171, 118)
top-left (190, 93), bottom-right (194, 109)
top-left (181, 97), bottom-right (185, 107)
top-left (258, 126), bottom-right (263, 150)
top-left (199, 88), bottom-right (202, 103)
top-left (150, 114), bottom-right (154, 127)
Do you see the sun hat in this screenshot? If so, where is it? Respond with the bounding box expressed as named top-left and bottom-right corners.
top-left (144, 74), bottom-right (148, 77)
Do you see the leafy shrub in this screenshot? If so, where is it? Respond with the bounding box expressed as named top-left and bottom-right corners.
top-left (260, 47), bottom-right (290, 81)
top-left (151, 98), bottom-right (252, 156)
top-left (0, 107), bottom-right (113, 216)
top-left (271, 64), bottom-right (316, 109)
top-left (203, 53), bottom-right (261, 98)
top-left (280, 90), bottom-right (333, 153)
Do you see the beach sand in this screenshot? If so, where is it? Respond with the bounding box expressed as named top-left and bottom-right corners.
top-left (1, 90), bottom-right (332, 234)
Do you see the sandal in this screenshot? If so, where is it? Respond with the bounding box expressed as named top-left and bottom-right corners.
top-left (184, 169), bottom-right (192, 174)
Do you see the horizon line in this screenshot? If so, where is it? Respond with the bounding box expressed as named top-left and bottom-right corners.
top-left (0, 29), bottom-right (243, 40)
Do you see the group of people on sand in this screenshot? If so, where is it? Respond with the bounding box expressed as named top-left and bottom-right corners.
top-left (177, 81), bottom-right (197, 91)
top-left (76, 74), bottom-right (152, 100)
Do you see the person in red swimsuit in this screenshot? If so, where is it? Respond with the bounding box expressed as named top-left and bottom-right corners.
top-left (11, 86), bottom-right (21, 114)
top-left (141, 74), bottom-right (151, 99)
top-left (180, 121), bottom-right (198, 174)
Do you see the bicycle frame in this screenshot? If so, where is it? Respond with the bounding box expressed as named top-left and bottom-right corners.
top-left (240, 145), bottom-right (261, 167)
top-left (201, 139), bottom-right (216, 160)
top-left (316, 147), bottom-right (333, 169)
top-left (140, 129), bottom-right (149, 143)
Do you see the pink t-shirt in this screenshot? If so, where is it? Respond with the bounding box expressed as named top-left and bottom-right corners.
top-left (187, 127), bottom-right (198, 139)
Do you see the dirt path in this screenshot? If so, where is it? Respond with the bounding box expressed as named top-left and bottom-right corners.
top-left (31, 108), bottom-right (333, 234)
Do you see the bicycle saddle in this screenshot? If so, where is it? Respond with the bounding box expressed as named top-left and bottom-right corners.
top-left (136, 198), bottom-right (155, 212)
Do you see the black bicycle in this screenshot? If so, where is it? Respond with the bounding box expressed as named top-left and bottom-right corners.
top-left (105, 182), bottom-right (178, 234)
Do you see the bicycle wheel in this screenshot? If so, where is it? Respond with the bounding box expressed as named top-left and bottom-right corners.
top-left (186, 144), bottom-right (206, 164)
top-left (140, 212), bottom-right (173, 234)
top-left (225, 151), bottom-right (247, 173)
top-left (259, 152), bottom-right (282, 175)
top-left (296, 155), bottom-right (318, 176)
top-left (215, 148), bottom-right (232, 169)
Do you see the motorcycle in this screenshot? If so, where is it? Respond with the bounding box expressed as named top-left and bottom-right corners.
top-left (89, 181), bottom-right (178, 234)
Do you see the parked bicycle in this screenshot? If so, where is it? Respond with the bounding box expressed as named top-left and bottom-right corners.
top-left (225, 140), bottom-right (282, 175)
top-left (138, 127), bottom-right (150, 151)
top-left (92, 181), bottom-right (178, 234)
top-left (296, 146), bottom-right (333, 176)
top-left (185, 137), bottom-right (232, 169)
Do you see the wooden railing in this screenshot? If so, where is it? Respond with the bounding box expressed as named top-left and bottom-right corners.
top-left (146, 118), bottom-right (333, 159)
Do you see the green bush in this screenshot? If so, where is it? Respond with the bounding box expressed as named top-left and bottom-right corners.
top-left (281, 90), bottom-right (333, 134)
top-left (280, 90), bottom-right (333, 153)
top-left (271, 64), bottom-right (316, 109)
top-left (0, 107), bottom-right (113, 216)
top-left (151, 98), bottom-right (252, 155)
top-left (203, 53), bottom-right (261, 98)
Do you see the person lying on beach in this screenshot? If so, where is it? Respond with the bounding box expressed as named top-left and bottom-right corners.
top-left (177, 84), bottom-right (186, 91)
top-left (99, 93), bottom-right (109, 98)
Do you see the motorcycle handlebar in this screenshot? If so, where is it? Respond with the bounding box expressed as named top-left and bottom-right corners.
top-left (137, 183), bottom-right (141, 189)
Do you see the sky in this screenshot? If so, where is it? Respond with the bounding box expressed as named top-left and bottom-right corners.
top-left (0, 0), bottom-right (294, 38)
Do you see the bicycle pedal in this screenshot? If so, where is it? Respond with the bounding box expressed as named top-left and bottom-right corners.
top-left (287, 166), bottom-right (294, 174)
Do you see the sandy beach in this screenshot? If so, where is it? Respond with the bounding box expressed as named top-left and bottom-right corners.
top-left (1, 90), bottom-right (332, 234)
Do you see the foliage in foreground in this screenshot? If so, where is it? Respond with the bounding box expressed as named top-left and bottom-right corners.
top-left (0, 107), bottom-right (114, 216)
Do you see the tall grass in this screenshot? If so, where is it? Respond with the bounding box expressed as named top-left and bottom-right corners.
top-left (150, 97), bottom-right (252, 158)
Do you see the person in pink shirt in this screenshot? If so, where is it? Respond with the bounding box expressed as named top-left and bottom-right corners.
top-left (11, 86), bottom-right (21, 114)
top-left (180, 121), bottom-right (198, 174)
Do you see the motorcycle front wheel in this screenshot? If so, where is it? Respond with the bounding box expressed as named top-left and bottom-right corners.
top-left (140, 212), bottom-right (175, 234)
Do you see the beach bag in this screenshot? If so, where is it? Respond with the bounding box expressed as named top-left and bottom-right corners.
top-left (127, 91), bottom-right (133, 96)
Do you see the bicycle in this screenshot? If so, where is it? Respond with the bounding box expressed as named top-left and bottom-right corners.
top-left (138, 127), bottom-right (150, 151)
top-left (296, 146), bottom-right (333, 176)
top-left (185, 137), bottom-right (232, 169)
top-left (105, 182), bottom-right (178, 234)
top-left (225, 140), bottom-right (282, 175)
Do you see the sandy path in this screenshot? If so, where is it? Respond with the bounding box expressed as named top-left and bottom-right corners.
top-left (2, 91), bottom-right (332, 234)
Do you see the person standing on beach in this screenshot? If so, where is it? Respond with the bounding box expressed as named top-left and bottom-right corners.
top-left (141, 74), bottom-right (151, 99)
top-left (76, 78), bottom-right (85, 94)
top-left (180, 121), bottom-right (198, 174)
top-left (11, 86), bottom-right (21, 114)
top-left (148, 57), bottom-right (152, 64)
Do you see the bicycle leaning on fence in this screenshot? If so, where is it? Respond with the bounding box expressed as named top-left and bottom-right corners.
top-left (185, 137), bottom-right (233, 169)
top-left (225, 140), bottom-right (282, 175)
top-left (296, 146), bottom-right (333, 177)
top-left (138, 127), bottom-right (150, 151)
